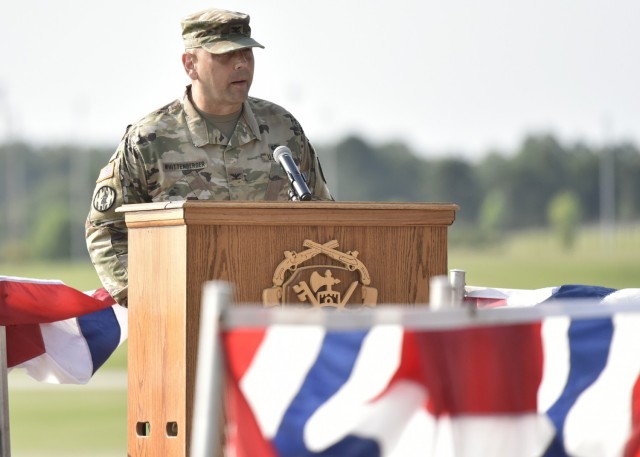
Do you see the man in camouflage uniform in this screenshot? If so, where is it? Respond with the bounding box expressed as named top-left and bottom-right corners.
top-left (86, 8), bottom-right (333, 307)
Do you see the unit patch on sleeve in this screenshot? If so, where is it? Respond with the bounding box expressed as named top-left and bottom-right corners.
top-left (93, 186), bottom-right (117, 212)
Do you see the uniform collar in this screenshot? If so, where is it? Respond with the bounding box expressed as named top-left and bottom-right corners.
top-left (182, 86), bottom-right (261, 148)
top-left (239, 99), bottom-right (262, 143)
top-left (182, 86), bottom-right (209, 147)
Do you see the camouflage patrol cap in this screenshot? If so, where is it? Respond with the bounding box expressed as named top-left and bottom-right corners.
top-left (181, 8), bottom-right (264, 54)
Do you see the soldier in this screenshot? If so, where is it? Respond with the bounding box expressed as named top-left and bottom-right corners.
top-left (86, 8), bottom-right (333, 307)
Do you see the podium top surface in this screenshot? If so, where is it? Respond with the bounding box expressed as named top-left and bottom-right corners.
top-left (118, 201), bottom-right (458, 227)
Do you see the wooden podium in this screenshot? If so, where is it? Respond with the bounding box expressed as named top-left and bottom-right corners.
top-left (121, 201), bottom-right (457, 457)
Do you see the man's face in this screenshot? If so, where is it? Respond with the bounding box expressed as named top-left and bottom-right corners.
top-left (194, 47), bottom-right (255, 114)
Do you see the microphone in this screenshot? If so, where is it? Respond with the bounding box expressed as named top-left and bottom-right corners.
top-left (273, 146), bottom-right (312, 201)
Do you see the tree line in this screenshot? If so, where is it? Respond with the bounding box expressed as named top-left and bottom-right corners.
top-left (326, 134), bottom-right (640, 246)
top-left (0, 132), bottom-right (639, 261)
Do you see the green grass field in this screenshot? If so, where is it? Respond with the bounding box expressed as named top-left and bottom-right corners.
top-left (451, 225), bottom-right (640, 289)
top-left (1, 225), bottom-right (639, 455)
top-left (9, 387), bottom-right (127, 456)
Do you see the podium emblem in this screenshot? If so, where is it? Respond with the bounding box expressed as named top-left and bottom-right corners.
top-left (263, 239), bottom-right (378, 309)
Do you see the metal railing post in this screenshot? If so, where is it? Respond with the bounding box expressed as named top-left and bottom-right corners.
top-left (190, 282), bottom-right (233, 457)
top-left (429, 275), bottom-right (453, 310)
top-left (0, 326), bottom-right (12, 457)
top-left (449, 269), bottom-right (466, 305)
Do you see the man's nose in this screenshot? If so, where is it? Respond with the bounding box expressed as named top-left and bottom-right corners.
top-left (232, 50), bottom-right (251, 68)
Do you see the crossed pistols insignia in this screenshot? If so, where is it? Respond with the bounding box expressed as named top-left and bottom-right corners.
top-left (262, 240), bottom-right (378, 309)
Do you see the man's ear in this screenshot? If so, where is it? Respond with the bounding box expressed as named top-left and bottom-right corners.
top-left (182, 51), bottom-right (198, 80)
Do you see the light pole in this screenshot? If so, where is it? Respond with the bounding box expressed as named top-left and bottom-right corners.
top-left (599, 117), bottom-right (615, 250)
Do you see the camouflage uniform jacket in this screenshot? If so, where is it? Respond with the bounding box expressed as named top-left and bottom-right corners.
top-left (86, 86), bottom-right (333, 306)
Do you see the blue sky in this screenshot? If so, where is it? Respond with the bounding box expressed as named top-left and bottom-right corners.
top-left (1, 0), bottom-right (639, 158)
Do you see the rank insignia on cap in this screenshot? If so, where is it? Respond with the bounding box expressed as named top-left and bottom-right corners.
top-left (93, 186), bottom-right (117, 212)
top-left (97, 163), bottom-right (115, 183)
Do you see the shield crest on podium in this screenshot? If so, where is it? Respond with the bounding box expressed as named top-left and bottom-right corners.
top-left (262, 239), bottom-right (378, 309)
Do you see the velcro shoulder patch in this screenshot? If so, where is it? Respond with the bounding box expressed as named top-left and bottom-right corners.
top-left (97, 163), bottom-right (115, 183)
